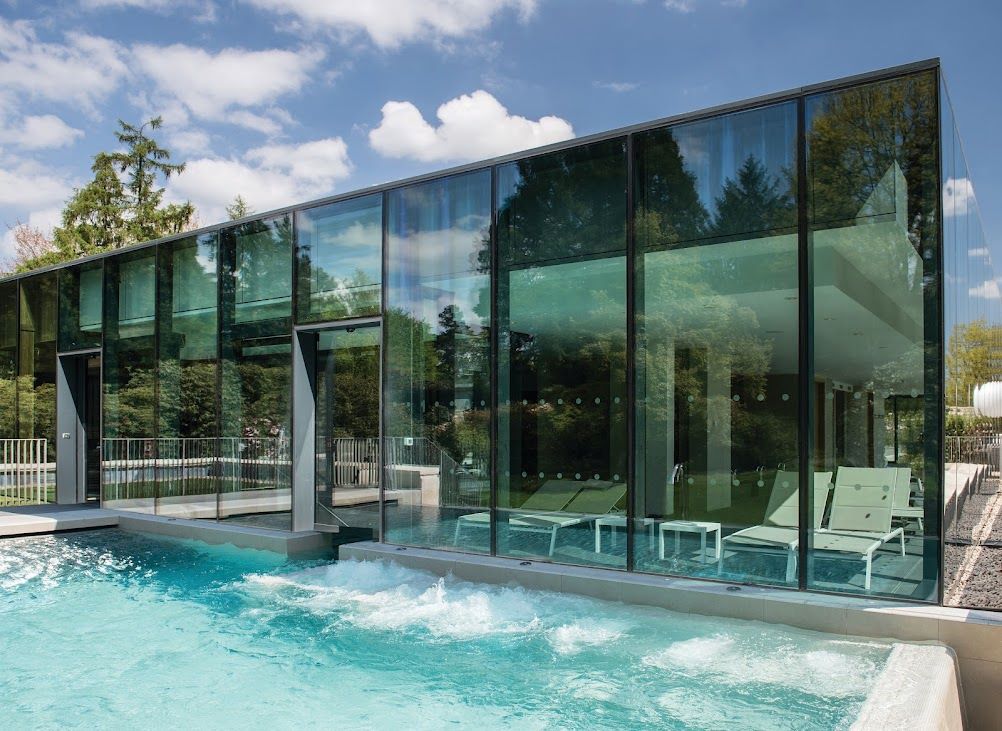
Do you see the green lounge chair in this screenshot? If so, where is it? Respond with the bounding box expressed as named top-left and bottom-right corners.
top-left (717, 470), bottom-right (833, 582)
top-left (453, 479), bottom-right (581, 544)
top-left (508, 481), bottom-right (627, 556)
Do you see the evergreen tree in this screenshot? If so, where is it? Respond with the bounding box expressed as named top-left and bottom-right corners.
top-left (710, 155), bottom-right (794, 236)
top-left (53, 153), bottom-right (130, 257)
top-left (109, 116), bottom-right (194, 241)
top-left (226, 195), bottom-right (253, 221)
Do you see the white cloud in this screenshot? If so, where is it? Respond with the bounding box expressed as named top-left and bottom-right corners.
top-left (943, 177), bottom-right (975, 216)
top-left (969, 280), bottom-right (1001, 300)
top-left (594, 81), bottom-right (639, 93)
top-left (132, 43), bottom-right (323, 133)
top-left (0, 161), bottom-right (72, 209)
top-left (167, 137), bottom-right (352, 223)
top-left (968, 247), bottom-right (990, 259)
top-left (369, 89), bottom-right (574, 163)
top-left (665, 0), bottom-right (747, 10)
top-left (0, 19), bottom-right (129, 115)
top-left (243, 0), bottom-right (537, 48)
top-left (0, 114), bottom-right (84, 149)
top-left (168, 129), bottom-right (212, 156)
top-left (81, 0), bottom-right (218, 22)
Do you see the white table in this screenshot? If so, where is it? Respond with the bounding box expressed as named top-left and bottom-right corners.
top-left (593, 515), bottom-right (658, 553)
top-left (658, 520), bottom-right (721, 563)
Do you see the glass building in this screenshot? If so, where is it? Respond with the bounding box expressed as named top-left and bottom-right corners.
top-left (2, 59), bottom-right (997, 608)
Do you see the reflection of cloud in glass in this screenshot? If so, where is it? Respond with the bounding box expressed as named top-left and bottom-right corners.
top-left (943, 177), bottom-right (975, 217)
top-left (969, 279), bottom-right (1001, 300)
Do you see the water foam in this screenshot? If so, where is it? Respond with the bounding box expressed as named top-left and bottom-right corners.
top-left (643, 633), bottom-right (879, 698)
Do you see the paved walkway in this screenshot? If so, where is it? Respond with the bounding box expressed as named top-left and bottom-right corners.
top-left (0, 503), bottom-right (119, 537)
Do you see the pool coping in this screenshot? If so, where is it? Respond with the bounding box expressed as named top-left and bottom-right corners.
top-left (340, 541), bottom-right (1002, 730)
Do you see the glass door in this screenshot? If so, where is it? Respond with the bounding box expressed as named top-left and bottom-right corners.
top-left (314, 324), bottom-right (380, 533)
top-left (85, 355), bottom-right (101, 501)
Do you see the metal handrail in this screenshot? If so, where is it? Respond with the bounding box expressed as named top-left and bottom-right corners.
top-left (0, 438), bottom-right (48, 505)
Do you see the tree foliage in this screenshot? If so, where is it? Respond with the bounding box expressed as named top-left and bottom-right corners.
top-left (8, 117), bottom-right (197, 273)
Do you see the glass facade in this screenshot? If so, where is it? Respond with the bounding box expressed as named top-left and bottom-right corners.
top-left (296, 194), bottom-right (382, 323)
top-left (941, 76), bottom-right (1001, 610)
top-left (385, 170), bottom-right (491, 551)
top-left (3, 61), bottom-right (996, 607)
top-left (635, 103), bottom-right (800, 585)
top-left (496, 140), bottom-right (628, 566)
top-left (18, 273), bottom-right (58, 501)
top-left (58, 261), bottom-right (103, 352)
top-left (806, 71), bottom-right (940, 601)
top-left (220, 216), bottom-right (293, 528)
top-left (0, 282), bottom-right (16, 440)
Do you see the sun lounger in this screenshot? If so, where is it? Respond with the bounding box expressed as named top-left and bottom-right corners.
top-left (453, 479), bottom-right (581, 544)
top-left (507, 481), bottom-right (627, 556)
top-left (813, 466), bottom-right (905, 591)
top-left (890, 467), bottom-right (924, 532)
top-left (717, 470), bottom-right (833, 582)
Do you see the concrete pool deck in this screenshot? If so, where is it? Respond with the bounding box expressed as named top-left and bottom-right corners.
top-left (0, 505), bottom-right (332, 557)
top-left (341, 541), bottom-right (1002, 730)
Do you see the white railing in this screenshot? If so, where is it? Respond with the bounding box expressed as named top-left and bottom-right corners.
top-left (0, 438), bottom-right (49, 506)
top-left (101, 437), bottom-right (291, 506)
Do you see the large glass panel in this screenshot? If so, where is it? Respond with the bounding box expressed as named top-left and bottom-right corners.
top-left (220, 217), bottom-right (293, 529)
top-left (807, 71), bottom-right (940, 600)
top-left (315, 324), bottom-right (380, 536)
top-left (942, 76), bottom-right (1001, 609)
top-left (18, 273), bottom-right (57, 501)
top-left (157, 233), bottom-right (219, 518)
top-left (634, 103), bottom-right (801, 585)
top-left (385, 170), bottom-right (491, 551)
top-left (496, 139), bottom-right (628, 567)
top-left (58, 261), bottom-right (103, 351)
top-left (296, 194), bottom-right (382, 323)
top-left (0, 281), bottom-right (16, 441)
top-left (102, 250), bottom-right (157, 512)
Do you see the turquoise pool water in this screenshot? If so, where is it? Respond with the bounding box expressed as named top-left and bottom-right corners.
top-left (1, 530), bottom-right (891, 730)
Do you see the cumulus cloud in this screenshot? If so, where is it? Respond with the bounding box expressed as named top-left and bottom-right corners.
top-left (943, 177), bottom-right (975, 216)
top-left (0, 114), bottom-right (84, 149)
top-left (0, 19), bottom-right (129, 114)
top-left (369, 89), bottom-right (573, 163)
top-left (243, 0), bottom-right (536, 48)
top-left (0, 161), bottom-right (73, 209)
top-left (167, 137), bottom-right (352, 224)
top-left (968, 247), bottom-right (990, 259)
top-left (665, 0), bottom-right (747, 10)
top-left (970, 279), bottom-right (1001, 300)
top-left (132, 43), bottom-right (323, 133)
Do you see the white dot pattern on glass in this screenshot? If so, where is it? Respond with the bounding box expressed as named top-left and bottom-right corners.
top-left (781, 393), bottom-right (789, 401)
top-left (853, 392), bottom-right (861, 400)
top-left (687, 395), bottom-right (694, 402)
top-left (556, 472), bottom-right (562, 478)
top-left (575, 398), bottom-right (582, 404)
top-left (593, 474), bottom-right (600, 480)
top-left (575, 473), bottom-right (581, 479)
top-left (557, 398), bottom-right (563, 404)
top-left (757, 394), bottom-right (765, 401)
top-left (733, 479), bottom-right (739, 486)
top-left (594, 397), bottom-right (601, 404)
top-left (521, 471), bottom-right (527, 478)
top-left (757, 480), bottom-right (764, 487)
top-left (687, 477), bottom-right (694, 484)
top-left (613, 474), bottom-right (620, 480)
top-left (613, 396), bottom-right (620, 404)
top-left (732, 395), bottom-right (740, 402)
top-left (538, 472), bottom-right (544, 478)
top-left (782, 481), bottom-right (789, 488)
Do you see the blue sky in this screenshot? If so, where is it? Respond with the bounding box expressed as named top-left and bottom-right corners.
top-left (0, 0), bottom-right (999, 263)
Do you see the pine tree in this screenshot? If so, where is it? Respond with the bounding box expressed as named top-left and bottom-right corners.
top-left (226, 195), bottom-right (253, 221)
top-left (109, 116), bottom-right (194, 241)
top-left (710, 155), bottom-right (793, 236)
top-left (52, 153), bottom-right (130, 257)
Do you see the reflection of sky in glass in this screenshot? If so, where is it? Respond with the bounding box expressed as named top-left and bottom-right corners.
top-left (298, 194), bottom-right (382, 294)
top-left (674, 102), bottom-right (796, 219)
top-left (387, 170), bottom-right (490, 330)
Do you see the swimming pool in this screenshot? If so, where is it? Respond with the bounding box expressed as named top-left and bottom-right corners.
top-left (1, 530), bottom-right (891, 729)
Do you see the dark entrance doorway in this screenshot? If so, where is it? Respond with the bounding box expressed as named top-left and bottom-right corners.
top-left (56, 351), bottom-right (101, 503)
